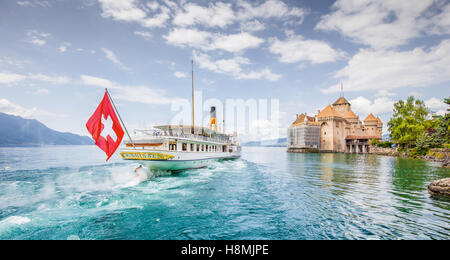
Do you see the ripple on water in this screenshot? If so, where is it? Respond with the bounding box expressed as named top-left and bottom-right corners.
top-left (0, 146), bottom-right (449, 240)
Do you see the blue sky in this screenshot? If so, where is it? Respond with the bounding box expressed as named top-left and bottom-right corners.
top-left (1, 0), bottom-right (450, 141)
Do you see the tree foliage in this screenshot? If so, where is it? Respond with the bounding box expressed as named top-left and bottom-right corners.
top-left (388, 96), bottom-right (434, 148)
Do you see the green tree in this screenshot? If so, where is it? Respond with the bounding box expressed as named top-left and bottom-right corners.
top-left (388, 96), bottom-right (432, 148)
top-left (431, 96), bottom-right (450, 145)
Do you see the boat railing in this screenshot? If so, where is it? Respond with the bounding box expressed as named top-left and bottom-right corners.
top-left (133, 129), bottom-right (230, 144)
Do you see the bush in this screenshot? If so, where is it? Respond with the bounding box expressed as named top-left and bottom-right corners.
top-left (409, 148), bottom-right (428, 157)
top-left (378, 141), bottom-right (394, 148)
top-left (444, 144), bottom-right (450, 149)
top-left (370, 139), bottom-right (380, 146)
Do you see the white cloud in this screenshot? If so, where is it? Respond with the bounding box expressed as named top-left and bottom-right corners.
top-left (425, 97), bottom-right (447, 116)
top-left (349, 96), bottom-right (395, 116)
top-left (98, 0), bottom-right (170, 28)
top-left (27, 30), bottom-right (50, 46)
top-left (236, 68), bottom-right (282, 82)
top-left (193, 51), bottom-right (281, 82)
top-left (0, 72), bottom-right (69, 85)
top-left (101, 48), bottom-right (130, 71)
top-left (58, 42), bottom-right (71, 53)
top-left (164, 29), bottom-right (263, 53)
top-left (213, 33), bottom-right (264, 53)
top-left (0, 99), bottom-right (62, 118)
top-left (17, 1), bottom-right (50, 8)
top-left (173, 2), bottom-right (235, 28)
top-left (0, 72), bottom-right (26, 84)
top-left (430, 3), bottom-right (450, 34)
top-left (240, 20), bottom-right (265, 32)
top-left (322, 40), bottom-right (450, 94)
top-left (236, 0), bottom-right (307, 22)
top-left (134, 31), bottom-right (152, 39)
top-left (163, 28), bottom-right (212, 50)
top-left (316, 0), bottom-right (449, 49)
top-left (269, 34), bottom-right (345, 64)
top-left (174, 71), bottom-right (187, 78)
top-left (171, 0), bottom-right (306, 29)
top-left (0, 98), bottom-right (38, 118)
top-left (80, 75), bottom-right (178, 105)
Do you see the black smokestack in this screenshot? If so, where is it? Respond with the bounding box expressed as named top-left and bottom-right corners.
top-left (210, 106), bottom-right (216, 119)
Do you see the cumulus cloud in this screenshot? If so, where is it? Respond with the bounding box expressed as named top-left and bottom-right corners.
top-left (193, 51), bottom-right (281, 82)
top-left (240, 20), bottom-right (265, 32)
top-left (26, 30), bottom-right (50, 46)
top-left (173, 2), bottom-right (235, 28)
top-left (349, 96), bottom-right (396, 116)
top-left (269, 33), bottom-right (345, 64)
top-left (322, 40), bottom-right (450, 94)
top-left (0, 98), bottom-right (63, 118)
top-left (316, 0), bottom-right (450, 49)
top-left (425, 97), bottom-right (448, 116)
top-left (0, 98), bottom-right (38, 118)
top-left (98, 0), bottom-right (170, 28)
top-left (80, 75), bottom-right (179, 105)
top-left (236, 0), bottom-right (307, 22)
top-left (164, 29), bottom-right (263, 53)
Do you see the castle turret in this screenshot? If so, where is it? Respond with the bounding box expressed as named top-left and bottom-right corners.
top-left (332, 97), bottom-right (351, 116)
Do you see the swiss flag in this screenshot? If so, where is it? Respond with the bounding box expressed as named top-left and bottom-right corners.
top-left (86, 90), bottom-right (124, 161)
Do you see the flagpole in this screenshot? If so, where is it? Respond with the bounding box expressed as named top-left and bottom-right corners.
top-left (105, 88), bottom-right (135, 149)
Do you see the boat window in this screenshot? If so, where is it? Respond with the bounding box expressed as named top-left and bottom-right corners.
top-left (201, 145), bottom-right (204, 152)
top-left (182, 143), bottom-right (187, 151)
top-left (196, 144), bottom-right (199, 152)
top-left (206, 145), bottom-right (208, 152)
top-left (190, 143), bottom-right (194, 151)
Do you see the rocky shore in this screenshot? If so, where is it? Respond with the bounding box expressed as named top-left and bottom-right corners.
top-left (368, 147), bottom-right (450, 168)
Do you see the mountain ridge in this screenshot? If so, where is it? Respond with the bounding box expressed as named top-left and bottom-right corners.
top-left (0, 112), bottom-right (93, 147)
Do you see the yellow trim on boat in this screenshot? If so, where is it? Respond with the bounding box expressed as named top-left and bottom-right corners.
top-left (120, 151), bottom-right (175, 160)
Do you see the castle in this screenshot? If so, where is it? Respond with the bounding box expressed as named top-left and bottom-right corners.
top-left (287, 96), bottom-right (383, 153)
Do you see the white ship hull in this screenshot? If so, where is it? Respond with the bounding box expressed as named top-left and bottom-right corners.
top-left (120, 149), bottom-right (241, 171)
top-left (119, 125), bottom-right (241, 171)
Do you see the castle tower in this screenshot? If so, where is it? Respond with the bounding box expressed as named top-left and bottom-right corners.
top-left (364, 114), bottom-right (379, 137)
top-left (376, 117), bottom-right (383, 138)
top-left (332, 97), bottom-right (351, 116)
top-left (318, 105), bottom-right (345, 152)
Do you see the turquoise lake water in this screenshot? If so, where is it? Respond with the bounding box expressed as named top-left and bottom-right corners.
top-left (0, 146), bottom-right (449, 240)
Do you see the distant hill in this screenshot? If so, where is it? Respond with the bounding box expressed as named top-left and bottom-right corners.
top-left (0, 112), bottom-right (93, 147)
top-left (243, 138), bottom-right (287, 147)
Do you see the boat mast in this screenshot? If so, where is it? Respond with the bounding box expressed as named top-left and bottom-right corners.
top-left (191, 60), bottom-right (194, 134)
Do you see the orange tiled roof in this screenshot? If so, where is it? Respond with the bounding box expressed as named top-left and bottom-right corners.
top-left (343, 110), bottom-right (358, 119)
top-left (333, 97), bottom-right (350, 105)
top-left (376, 117), bottom-right (383, 124)
top-left (291, 114), bottom-right (315, 126)
top-left (318, 105), bottom-right (342, 118)
top-left (364, 113), bottom-right (377, 122)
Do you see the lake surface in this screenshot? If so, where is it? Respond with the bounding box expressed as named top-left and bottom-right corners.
top-left (0, 146), bottom-right (448, 240)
